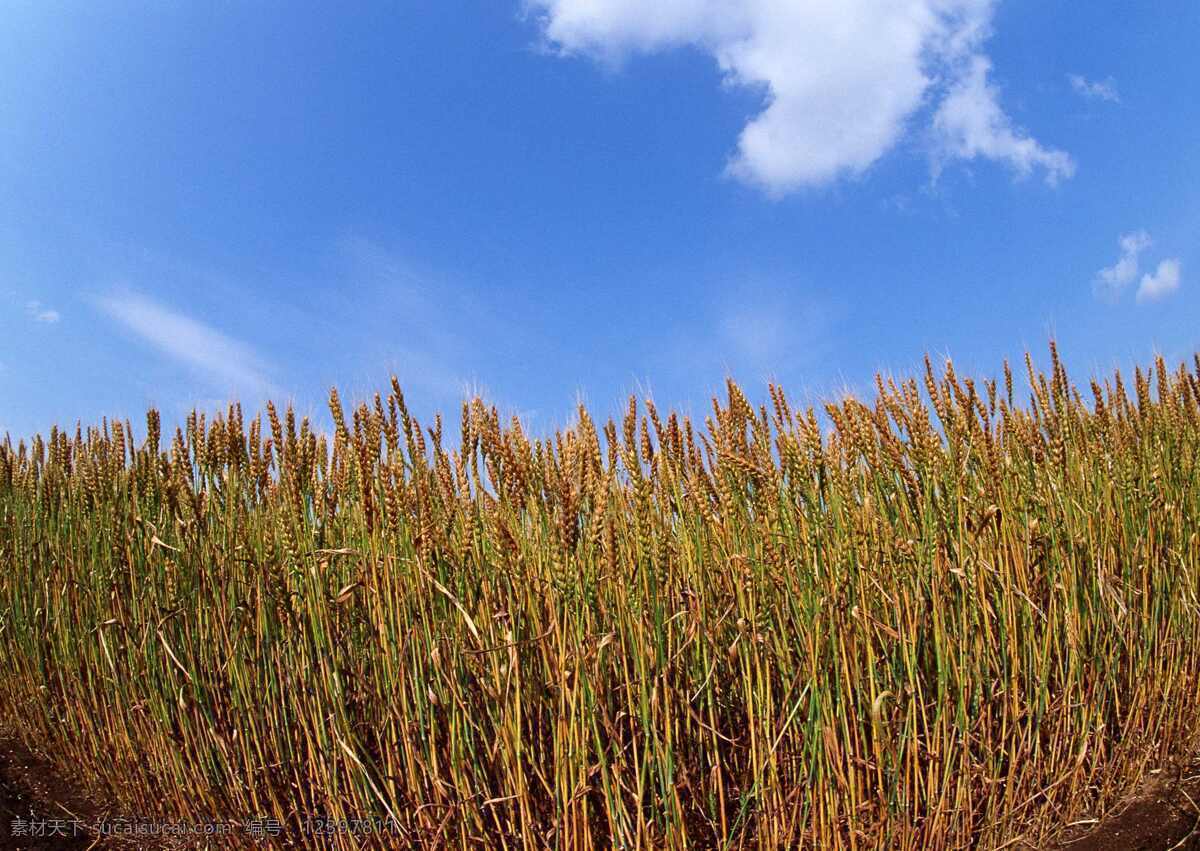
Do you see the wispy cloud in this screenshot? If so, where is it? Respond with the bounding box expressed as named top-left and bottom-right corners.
top-left (933, 56), bottom-right (1075, 186)
top-left (26, 300), bottom-right (61, 323)
top-left (1069, 73), bottom-right (1120, 103)
top-left (528, 0), bottom-right (1071, 193)
top-left (1094, 230), bottom-right (1151, 301)
top-left (1094, 231), bottom-right (1181, 304)
top-left (336, 235), bottom-right (483, 401)
top-left (96, 291), bottom-right (277, 396)
top-left (1137, 258), bottom-right (1182, 303)
top-left (657, 282), bottom-right (831, 389)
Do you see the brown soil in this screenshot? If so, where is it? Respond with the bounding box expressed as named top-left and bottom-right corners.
top-left (1047, 759), bottom-right (1200, 851)
top-left (2, 735), bottom-right (1198, 850)
top-left (0, 738), bottom-right (101, 849)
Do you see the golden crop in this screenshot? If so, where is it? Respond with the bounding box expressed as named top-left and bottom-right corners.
top-left (1, 344), bottom-right (1198, 848)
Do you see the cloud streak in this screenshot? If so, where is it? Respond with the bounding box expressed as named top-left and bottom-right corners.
top-left (330, 234), bottom-right (512, 408)
top-left (97, 291), bottom-right (277, 396)
top-left (26, 300), bottom-right (61, 323)
top-left (528, 0), bottom-right (1072, 193)
top-left (1069, 73), bottom-right (1120, 103)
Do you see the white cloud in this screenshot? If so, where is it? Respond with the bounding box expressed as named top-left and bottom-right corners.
top-left (527, 0), bottom-right (1071, 193)
top-left (1093, 232), bottom-right (1181, 305)
top-left (933, 56), bottom-right (1075, 185)
top-left (1095, 230), bottom-right (1152, 300)
top-left (1136, 258), bottom-right (1182, 303)
top-left (26, 300), bottom-right (60, 323)
top-left (1068, 73), bottom-right (1119, 103)
top-left (97, 291), bottom-right (277, 396)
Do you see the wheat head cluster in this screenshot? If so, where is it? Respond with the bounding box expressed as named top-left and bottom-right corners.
top-left (1, 344), bottom-right (1198, 849)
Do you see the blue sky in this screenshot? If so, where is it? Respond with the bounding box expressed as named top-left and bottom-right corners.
top-left (1, 1), bottom-right (1197, 439)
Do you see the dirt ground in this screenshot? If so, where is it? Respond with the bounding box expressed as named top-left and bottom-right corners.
top-left (0, 738), bottom-right (101, 849)
top-left (1, 736), bottom-right (1198, 850)
top-left (1047, 759), bottom-right (1200, 851)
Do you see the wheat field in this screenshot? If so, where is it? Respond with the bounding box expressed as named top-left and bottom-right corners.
top-left (1, 344), bottom-right (1198, 848)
